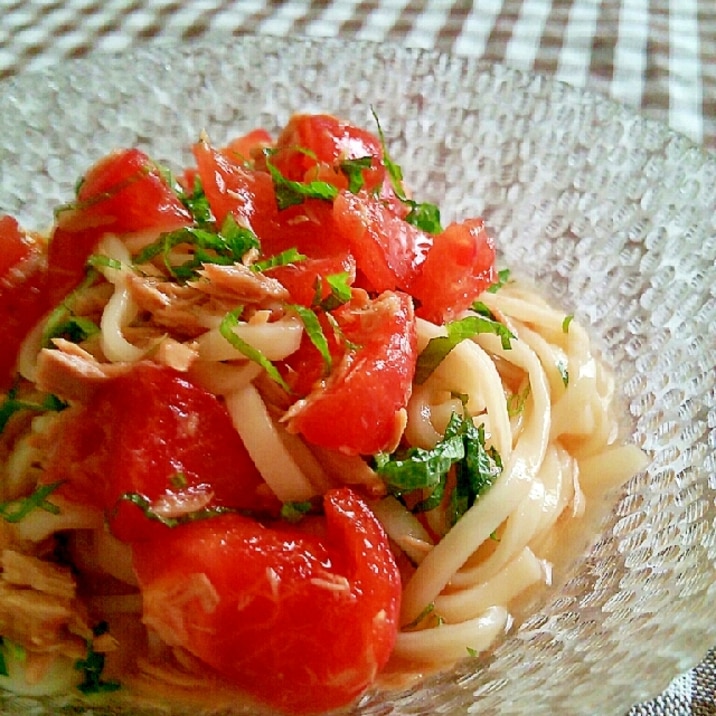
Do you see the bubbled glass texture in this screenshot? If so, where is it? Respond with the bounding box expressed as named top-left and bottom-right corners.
top-left (1, 35), bottom-right (715, 716)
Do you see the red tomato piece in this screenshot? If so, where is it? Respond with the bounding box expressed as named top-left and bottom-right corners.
top-left (132, 487), bottom-right (401, 715)
top-left (0, 216), bottom-right (49, 391)
top-left (48, 148), bottom-right (192, 303)
top-left (286, 290), bottom-right (417, 455)
top-left (42, 362), bottom-right (275, 541)
top-left (192, 136), bottom-right (278, 234)
top-left (411, 217), bottom-right (497, 324)
top-left (271, 113), bottom-right (387, 193)
top-left (333, 191), bottom-right (432, 293)
top-left (267, 252), bottom-right (356, 308)
top-left (222, 128), bottom-right (274, 165)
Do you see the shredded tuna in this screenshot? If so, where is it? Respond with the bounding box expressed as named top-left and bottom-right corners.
top-left (193, 263), bottom-right (290, 304)
top-left (127, 274), bottom-right (216, 337)
top-left (2, 550), bottom-right (76, 600)
top-left (34, 340), bottom-right (133, 402)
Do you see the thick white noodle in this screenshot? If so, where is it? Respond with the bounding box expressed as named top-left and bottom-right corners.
top-left (194, 316), bottom-right (303, 362)
top-left (393, 605), bottom-right (509, 663)
top-left (434, 548), bottom-right (545, 623)
top-left (224, 384), bottom-right (318, 502)
top-left (96, 236), bottom-right (146, 363)
top-left (400, 330), bottom-right (551, 626)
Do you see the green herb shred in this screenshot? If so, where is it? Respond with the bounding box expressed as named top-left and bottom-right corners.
top-left (314, 271), bottom-right (353, 311)
top-left (414, 309), bottom-right (514, 385)
top-left (338, 156), bottom-right (373, 193)
top-left (75, 623), bottom-right (120, 695)
top-left (134, 214), bottom-right (260, 281)
top-left (0, 482), bottom-right (63, 524)
top-left (375, 411), bottom-right (502, 525)
top-left (289, 305), bottom-right (332, 374)
top-left (263, 150), bottom-right (339, 210)
top-left (219, 308), bottom-right (290, 392)
top-left (486, 268), bottom-right (511, 293)
top-left (0, 390), bottom-right (67, 435)
top-left (370, 109), bottom-right (443, 234)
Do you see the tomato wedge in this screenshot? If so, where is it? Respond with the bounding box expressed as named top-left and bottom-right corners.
top-left (0, 215), bottom-right (49, 390)
top-left (48, 148), bottom-right (192, 303)
top-left (132, 487), bottom-right (401, 715)
top-left (411, 217), bottom-right (496, 324)
top-left (333, 190), bottom-right (432, 293)
top-left (271, 113), bottom-right (387, 192)
top-left (42, 362), bottom-right (275, 541)
top-left (193, 136), bottom-right (277, 234)
top-left (287, 290), bottom-right (417, 455)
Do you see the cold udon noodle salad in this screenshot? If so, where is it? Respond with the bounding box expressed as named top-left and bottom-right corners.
top-left (0, 114), bottom-right (647, 714)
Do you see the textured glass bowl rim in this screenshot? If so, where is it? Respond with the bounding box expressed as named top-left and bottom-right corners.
top-left (0, 34), bottom-right (715, 716)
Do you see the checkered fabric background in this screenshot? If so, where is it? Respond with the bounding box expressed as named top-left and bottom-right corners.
top-left (1, 1), bottom-right (715, 714)
top-left (1, 0), bottom-right (715, 152)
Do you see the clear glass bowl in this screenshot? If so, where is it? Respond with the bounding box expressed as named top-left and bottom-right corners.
top-left (1, 35), bottom-right (714, 716)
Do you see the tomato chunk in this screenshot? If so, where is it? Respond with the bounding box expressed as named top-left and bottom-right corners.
top-left (132, 487), bottom-right (401, 714)
top-left (0, 216), bottom-right (49, 390)
top-left (334, 191), bottom-right (431, 293)
top-left (411, 217), bottom-right (496, 324)
top-left (271, 113), bottom-right (386, 192)
top-left (48, 148), bottom-right (192, 303)
top-left (193, 136), bottom-right (278, 234)
top-left (287, 290), bottom-right (417, 455)
top-left (42, 362), bottom-right (275, 540)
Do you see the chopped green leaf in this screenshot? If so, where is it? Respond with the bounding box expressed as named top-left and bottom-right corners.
top-left (375, 412), bottom-right (502, 525)
top-left (134, 214), bottom-right (260, 281)
top-left (115, 493), bottom-right (235, 528)
top-left (402, 602), bottom-right (436, 630)
top-left (41, 270), bottom-right (101, 348)
top-left (263, 150), bottom-right (338, 210)
top-left (169, 472), bottom-right (188, 489)
top-left (0, 390), bottom-right (67, 435)
top-left (370, 108), bottom-right (443, 234)
top-left (404, 200), bottom-right (442, 234)
top-left (219, 308), bottom-right (290, 392)
top-left (86, 254), bottom-right (123, 271)
top-left (314, 271), bottom-right (353, 311)
top-left (182, 175), bottom-right (214, 226)
top-left (466, 647), bottom-right (479, 657)
top-left (374, 417), bottom-right (465, 493)
top-left (415, 312), bottom-right (514, 384)
top-left (452, 423), bottom-right (502, 523)
top-left (44, 316), bottom-right (100, 346)
top-left (0, 482), bottom-right (63, 524)
top-left (486, 268), bottom-right (511, 293)
top-left (562, 314), bottom-right (574, 333)
top-left (252, 247), bottom-right (307, 272)
top-left (75, 623), bottom-right (120, 695)
top-left (339, 156), bottom-right (373, 193)
top-left (557, 358), bottom-right (569, 387)
top-left (280, 501), bottom-right (313, 523)
top-left (507, 383), bottom-right (531, 417)
top-left (289, 305), bottom-right (332, 374)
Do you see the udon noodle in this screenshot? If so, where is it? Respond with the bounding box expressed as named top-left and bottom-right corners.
top-left (0, 113), bottom-right (648, 713)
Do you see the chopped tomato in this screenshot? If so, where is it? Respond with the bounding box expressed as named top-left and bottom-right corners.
top-left (411, 217), bottom-right (496, 324)
top-left (47, 148), bottom-right (192, 303)
top-left (267, 252), bottom-right (356, 308)
top-left (0, 216), bottom-right (49, 390)
top-left (333, 191), bottom-right (432, 293)
top-left (271, 113), bottom-right (387, 193)
top-left (222, 128), bottom-right (273, 165)
top-left (42, 362), bottom-right (275, 541)
top-left (287, 290), bottom-right (417, 455)
top-left (132, 487), bottom-right (401, 715)
top-left (192, 136), bottom-right (277, 234)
